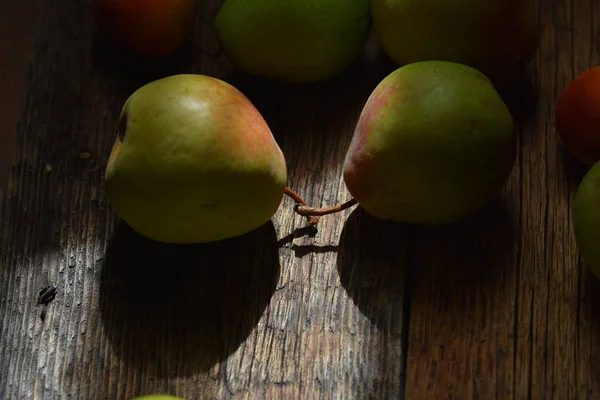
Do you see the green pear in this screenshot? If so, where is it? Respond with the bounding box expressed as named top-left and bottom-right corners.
top-left (343, 61), bottom-right (516, 224)
top-left (371, 0), bottom-right (538, 83)
top-left (574, 162), bottom-right (600, 279)
top-left (105, 74), bottom-right (287, 244)
top-left (214, 0), bottom-right (371, 83)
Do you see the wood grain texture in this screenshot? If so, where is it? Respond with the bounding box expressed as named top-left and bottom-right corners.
top-left (0, 0), bottom-right (599, 399)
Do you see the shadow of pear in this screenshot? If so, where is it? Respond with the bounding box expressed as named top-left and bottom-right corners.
top-left (336, 207), bottom-right (411, 329)
top-left (90, 36), bottom-right (196, 95)
top-left (99, 220), bottom-right (281, 378)
top-left (495, 64), bottom-right (538, 129)
top-left (409, 199), bottom-right (516, 313)
top-left (579, 268), bottom-right (600, 388)
top-left (336, 198), bottom-right (516, 326)
top-left (335, 207), bottom-right (411, 395)
top-left (560, 143), bottom-right (591, 186)
top-left (585, 268), bottom-right (600, 321)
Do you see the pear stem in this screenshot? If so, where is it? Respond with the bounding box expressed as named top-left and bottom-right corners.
top-left (284, 187), bottom-right (320, 226)
top-left (294, 198), bottom-right (358, 217)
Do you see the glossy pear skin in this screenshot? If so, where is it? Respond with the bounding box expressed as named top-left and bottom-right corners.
top-left (371, 0), bottom-right (538, 83)
top-left (214, 0), bottom-right (371, 83)
top-left (343, 61), bottom-right (516, 224)
top-left (574, 162), bottom-right (600, 279)
top-left (105, 74), bottom-right (287, 244)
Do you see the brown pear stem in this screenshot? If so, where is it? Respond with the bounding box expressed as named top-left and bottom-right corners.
top-left (284, 188), bottom-right (320, 226)
top-left (294, 198), bottom-right (358, 217)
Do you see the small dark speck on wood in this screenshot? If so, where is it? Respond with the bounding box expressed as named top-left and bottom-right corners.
top-left (38, 285), bottom-right (57, 306)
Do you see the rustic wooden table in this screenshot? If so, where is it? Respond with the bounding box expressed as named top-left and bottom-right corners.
top-left (1, 1), bottom-right (600, 399)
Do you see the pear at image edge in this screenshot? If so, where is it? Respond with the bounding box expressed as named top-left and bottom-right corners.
top-left (574, 162), bottom-right (600, 279)
top-left (370, 0), bottom-right (539, 83)
top-left (214, 0), bottom-right (371, 83)
top-left (104, 74), bottom-right (287, 244)
top-left (343, 60), bottom-right (517, 224)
